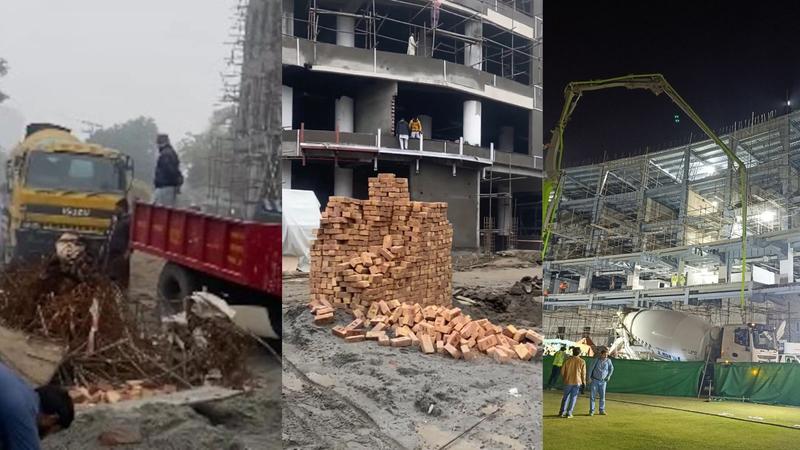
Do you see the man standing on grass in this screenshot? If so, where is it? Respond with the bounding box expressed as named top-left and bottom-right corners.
top-left (547, 345), bottom-right (567, 389)
top-left (558, 347), bottom-right (586, 418)
top-left (588, 348), bottom-right (614, 416)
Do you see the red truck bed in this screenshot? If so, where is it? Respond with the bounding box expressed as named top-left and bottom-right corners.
top-left (130, 203), bottom-right (281, 297)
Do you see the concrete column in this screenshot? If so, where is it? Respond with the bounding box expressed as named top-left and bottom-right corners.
top-left (464, 20), bottom-right (482, 70)
top-left (498, 126), bottom-right (514, 152)
top-left (463, 100), bottom-right (482, 146)
top-left (419, 114), bottom-right (432, 138)
top-left (336, 15), bottom-right (355, 47)
top-left (281, 159), bottom-right (292, 189)
top-left (334, 166), bottom-right (353, 197)
top-left (497, 195), bottom-right (512, 236)
top-left (780, 246), bottom-right (794, 284)
top-left (282, 0), bottom-right (294, 36)
top-left (627, 264), bottom-right (641, 289)
top-left (335, 96), bottom-right (354, 133)
top-left (282, 85), bottom-right (293, 129)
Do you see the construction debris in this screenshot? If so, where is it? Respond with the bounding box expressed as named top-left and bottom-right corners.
top-left (310, 173), bottom-right (453, 312)
top-left (309, 298), bottom-right (542, 363)
top-left (0, 261), bottom-right (252, 397)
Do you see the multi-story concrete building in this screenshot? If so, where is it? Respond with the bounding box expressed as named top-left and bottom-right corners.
top-left (281, 0), bottom-right (542, 250)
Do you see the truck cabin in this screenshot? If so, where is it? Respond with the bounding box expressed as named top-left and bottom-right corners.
top-left (21, 150), bottom-right (128, 195)
top-left (722, 323), bottom-right (779, 363)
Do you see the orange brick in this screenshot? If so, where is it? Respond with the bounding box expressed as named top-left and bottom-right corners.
top-left (461, 344), bottom-right (475, 360)
top-left (503, 325), bottom-right (519, 338)
top-left (436, 340), bottom-right (446, 354)
top-left (420, 335), bottom-right (435, 354)
top-left (477, 334), bottom-right (498, 352)
top-left (378, 335), bottom-right (391, 346)
top-left (391, 336), bottom-right (412, 347)
top-left (332, 326), bottom-right (348, 338)
top-left (366, 331), bottom-right (386, 340)
top-left (314, 313), bottom-right (334, 325)
top-left (444, 343), bottom-right (462, 359)
top-left (514, 344), bottom-right (533, 361)
top-left (525, 330), bottom-right (544, 346)
top-left (492, 346), bottom-right (511, 363)
top-left (345, 334), bottom-right (366, 343)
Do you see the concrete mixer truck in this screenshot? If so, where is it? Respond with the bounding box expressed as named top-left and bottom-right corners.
top-left (609, 309), bottom-right (780, 363)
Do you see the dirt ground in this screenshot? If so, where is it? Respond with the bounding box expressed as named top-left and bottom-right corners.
top-left (42, 253), bottom-right (283, 450)
top-left (282, 258), bottom-right (543, 450)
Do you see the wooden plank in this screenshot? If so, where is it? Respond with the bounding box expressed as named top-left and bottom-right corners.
top-left (0, 325), bottom-right (65, 386)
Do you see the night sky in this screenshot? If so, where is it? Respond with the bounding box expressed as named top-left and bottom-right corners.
top-left (545, 1), bottom-right (800, 167)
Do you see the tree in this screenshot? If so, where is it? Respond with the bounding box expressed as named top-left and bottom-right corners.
top-left (87, 117), bottom-right (158, 184)
top-left (0, 58), bottom-right (9, 104)
top-left (177, 106), bottom-right (235, 195)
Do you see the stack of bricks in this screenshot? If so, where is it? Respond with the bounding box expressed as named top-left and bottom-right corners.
top-left (309, 297), bottom-right (543, 363)
top-left (309, 173), bottom-right (453, 318)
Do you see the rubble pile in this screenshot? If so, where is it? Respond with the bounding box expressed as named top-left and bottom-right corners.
top-left (309, 297), bottom-right (543, 363)
top-left (310, 173), bottom-right (453, 321)
top-left (0, 261), bottom-right (251, 399)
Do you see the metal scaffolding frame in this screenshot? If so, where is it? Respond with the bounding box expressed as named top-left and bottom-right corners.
top-left (291, 0), bottom-right (537, 86)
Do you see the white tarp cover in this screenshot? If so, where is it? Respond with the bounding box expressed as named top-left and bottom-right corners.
top-left (282, 189), bottom-right (320, 271)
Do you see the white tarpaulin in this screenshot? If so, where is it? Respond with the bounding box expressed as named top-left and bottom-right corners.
top-left (282, 189), bottom-right (320, 272)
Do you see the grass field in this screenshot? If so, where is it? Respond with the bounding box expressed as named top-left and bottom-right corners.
top-left (544, 390), bottom-right (800, 449)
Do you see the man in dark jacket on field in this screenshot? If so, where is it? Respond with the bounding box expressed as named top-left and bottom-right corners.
top-left (153, 134), bottom-right (183, 206)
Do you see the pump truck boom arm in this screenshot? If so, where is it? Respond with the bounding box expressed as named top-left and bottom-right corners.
top-left (542, 74), bottom-right (749, 310)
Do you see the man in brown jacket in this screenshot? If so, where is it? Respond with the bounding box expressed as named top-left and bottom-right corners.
top-left (558, 347), bottom-right (586, 418)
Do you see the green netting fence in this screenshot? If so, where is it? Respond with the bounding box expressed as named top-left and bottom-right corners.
top-left (544, 356), bottom-right (800, 406)
top-left (714, 362), bottom-right (800, 406)
top-left (543, 356), bottom-right (705, 397)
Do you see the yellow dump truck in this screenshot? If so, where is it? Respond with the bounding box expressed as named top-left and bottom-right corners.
top-left (1, 123), bottom-right (132, 264)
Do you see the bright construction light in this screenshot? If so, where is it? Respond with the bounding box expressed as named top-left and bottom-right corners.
top-left (759, 210), bottom-right (777, 222)
top-left (788, 100), bottom-right (792, 106)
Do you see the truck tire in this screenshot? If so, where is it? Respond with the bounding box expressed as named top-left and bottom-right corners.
top-left (157, 262), bottom-right (199, 318)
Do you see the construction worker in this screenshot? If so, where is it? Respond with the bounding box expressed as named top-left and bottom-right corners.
top-left (410, 116), bottom-right (423, 139)
top-left (0, 362), bottom-right (74, 448)
top-left (559, 280), bottom-right (568, 293)
top-left (407, 33), bottom-right (417, 56)
top-left (558, 347), bottom-right (586, 418)
top-left (547, 345), bottom-right (568, 389)
top-left (104, 198), bottom-right (131, 290)
top-left (154, 134), bottom-right (183, 206)
top-left (396, 118), bottom-right (410, 150)
top-left (588, 348), bottom-right (614, 416)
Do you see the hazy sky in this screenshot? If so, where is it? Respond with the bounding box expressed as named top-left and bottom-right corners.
top-left (0, 0), bottom-right (235, 145)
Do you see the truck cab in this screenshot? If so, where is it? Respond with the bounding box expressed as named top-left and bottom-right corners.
top-left (718, 323), bottom-right (780, 363)
top-left (1, 124), bottom-right (132, 264)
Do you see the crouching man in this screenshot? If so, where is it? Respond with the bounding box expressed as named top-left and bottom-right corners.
top-left (0, 362), bottom-right (74, 449)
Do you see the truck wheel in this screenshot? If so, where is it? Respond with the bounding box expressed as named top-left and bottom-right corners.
top-left (157, 262), bottom-right (198, 318)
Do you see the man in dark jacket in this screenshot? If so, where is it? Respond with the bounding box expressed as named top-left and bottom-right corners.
top-left (396, 118), bottom-right (410, 150)
top-left (0, 362), bottom-right (74, 449)
top-left (153, 134), bottom-right (183, 206)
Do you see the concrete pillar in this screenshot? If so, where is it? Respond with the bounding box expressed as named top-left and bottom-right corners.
top-left (419, 114), bottom-right (432, 138)
top-left (498, 126), bottom-right (514, 152)
top-left (497, 195), bottom-right (512, 236)
top-left (336, 15), bottom-right (355, 48)
top-left (282, 85), bottom-right (293, 129)
top-left (464, 20), bottom-right (482, 70)
top-left (334, 166), bottom-right (353, 197)
top-left (780, 246), bottom-right (794, 284)
top-left (335, 96), bottom-right (354, 133)
top-left (463, 100), bottom-right (482, 146)
top-left (282, 0), bottom-right (294, 36)
top-left (281, 159), bottom-right (292, 189)
top-left (627, 264), bottom-right (641, 290)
